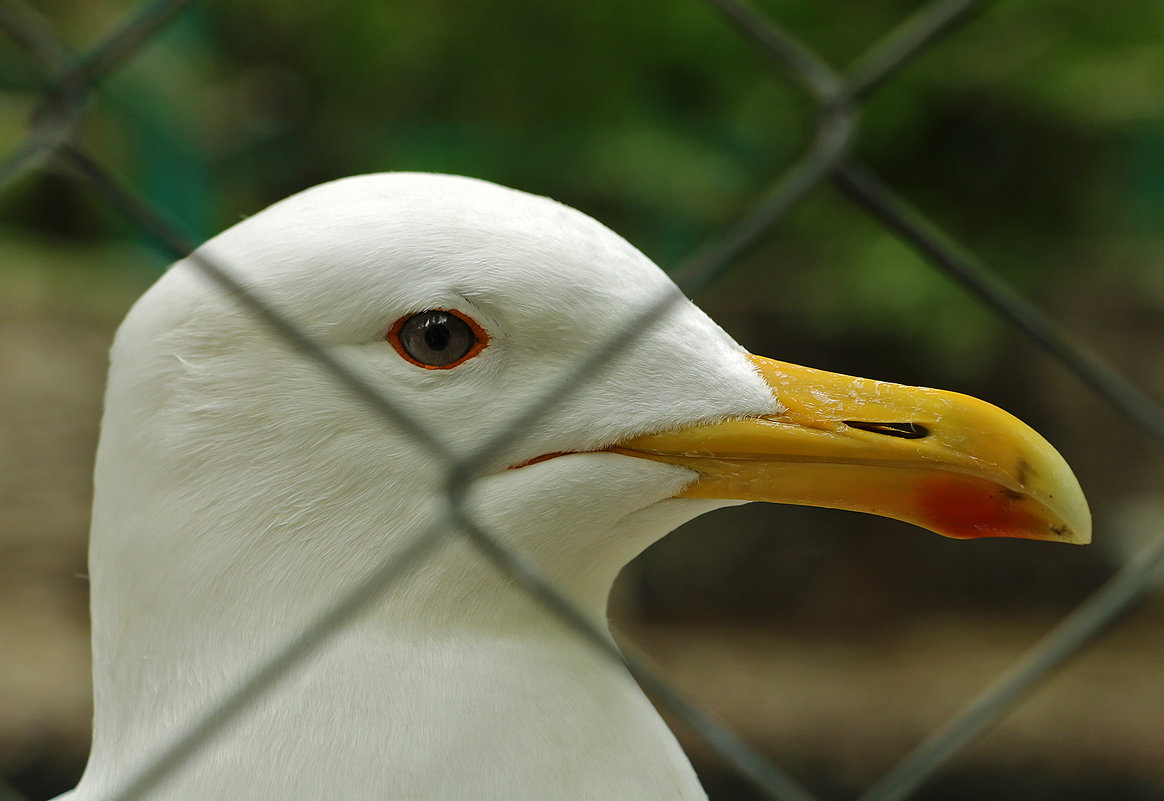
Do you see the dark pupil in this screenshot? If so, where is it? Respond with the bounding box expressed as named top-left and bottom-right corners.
top-left (424, 321), bottom-right (451, 351)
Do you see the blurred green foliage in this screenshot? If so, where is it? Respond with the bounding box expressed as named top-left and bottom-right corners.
top-left (2, 0), bottom-right (1163, 375)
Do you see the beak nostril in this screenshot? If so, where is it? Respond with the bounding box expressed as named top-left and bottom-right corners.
top-left (845, 421), bottom-right (930, 439)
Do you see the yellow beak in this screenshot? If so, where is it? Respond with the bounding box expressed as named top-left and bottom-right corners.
top-left (612, 355), bottom-right (1091, 544)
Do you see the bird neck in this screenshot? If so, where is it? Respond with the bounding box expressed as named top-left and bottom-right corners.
top-left (80, 487), bottom-right (719, 800)
top-left (82, 397), bottom-right (723, 798)
top-left (79, 609), bottom-right (709, 800)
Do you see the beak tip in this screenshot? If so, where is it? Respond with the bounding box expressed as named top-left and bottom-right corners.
top-left (1057, 515), bottom-right (1092, 546)
top-left (1041, 467), bottom-right (1093, 546)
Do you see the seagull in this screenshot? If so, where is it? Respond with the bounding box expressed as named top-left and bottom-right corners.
top-left (65, 173), bottom-right (1090, 801)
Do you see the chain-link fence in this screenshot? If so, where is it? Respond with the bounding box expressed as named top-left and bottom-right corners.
top-left (2, 0), bottom-right (1162, 799)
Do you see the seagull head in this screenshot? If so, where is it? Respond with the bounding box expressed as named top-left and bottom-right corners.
top-left (94, 172), bottom-right (1089, 624)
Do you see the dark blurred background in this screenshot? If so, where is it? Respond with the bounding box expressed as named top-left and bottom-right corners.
top-left (2, 0), bottom-right (1163, 798)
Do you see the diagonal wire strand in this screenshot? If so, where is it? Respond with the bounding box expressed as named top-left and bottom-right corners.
top-left (449, 282), bottom-right (689, 489)
top-left (703, 0), bottom-right (842, 99)
top-left (452, 509), bottom-right (821, 801)
top-left (672, 100), bottom-right (856, 295)
top-left (707, 0), bottom-right (992, 106)
top-left (844, 0), bottom-right (995, 101)
top-left (54, 0), bottom-right (195, 97)
top-left (101, 520), bottom-right (450, 801)
top-left (0, 128), bottom-right (63, 190)
top-left (834, 160), bottom-right (1164, 448)
top-left (58, 146), bottom-right (452, 460)
top-left (0, 0), bottom-right (71, 73)
top-left (857, 532), bottom-right (1164, 801)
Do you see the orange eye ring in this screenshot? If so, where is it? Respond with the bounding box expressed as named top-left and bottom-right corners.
top-left (387, 308), bottom-right (490, 370)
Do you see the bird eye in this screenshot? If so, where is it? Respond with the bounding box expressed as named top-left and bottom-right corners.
top-left (388, 309), bottom-right (487, 369)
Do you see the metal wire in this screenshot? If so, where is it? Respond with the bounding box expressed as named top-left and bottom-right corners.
top-left (858, 533), bottom-right (1164, 801)
top-left (2, 1), bottom-right (1163, 800)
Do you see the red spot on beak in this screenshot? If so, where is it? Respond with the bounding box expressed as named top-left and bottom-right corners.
top-left (917, 475), bottom-right (1033, 540)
